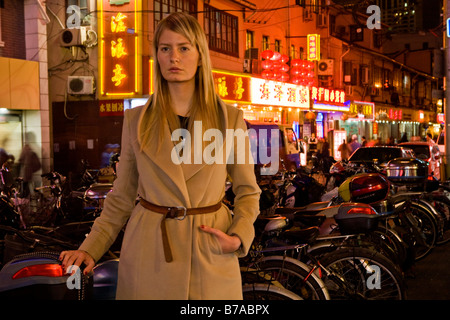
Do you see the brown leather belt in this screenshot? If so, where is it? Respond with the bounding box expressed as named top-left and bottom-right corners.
top-left (139, 198), bottom-right (222, 262)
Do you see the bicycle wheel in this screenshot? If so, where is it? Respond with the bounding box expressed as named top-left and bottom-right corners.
top-left (409, 201), bottom-right (438, 260)
top-left (242, 283), bottom-right (303, 300)
top-left (318, 247), bottom-right (406, 300)
top-left (427, 195), bottom-right (450, 245)
top-left (256, 255), bottom-right (330, 300)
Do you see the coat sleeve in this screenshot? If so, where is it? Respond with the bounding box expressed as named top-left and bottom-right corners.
top-left (79, 109), bottom-right (139, 261)
top-left (226, 109), bottom-right (261, 257)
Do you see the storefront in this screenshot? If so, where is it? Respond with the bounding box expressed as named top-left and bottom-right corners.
top-left (310, 86), bottom-right (349, 139)
top-left (374, 105), bottom-right (424, 143)
top-left (0, 57), bottom-right (41, 178)
top-left (338, 100), bottom-right (374, 144)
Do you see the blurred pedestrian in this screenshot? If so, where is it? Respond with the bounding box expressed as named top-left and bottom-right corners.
top-left (348, 134), bottom-right (361, 154)
top-left (361, 136), bottom-right (367, 147)
top-left (18, 144), bottom-right (41, 197)
top-left (338, 139), bottom-right (350, 161)
top-left (101, 144), bottom-right (114, 168)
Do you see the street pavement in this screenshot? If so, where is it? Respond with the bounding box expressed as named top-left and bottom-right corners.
top-left (405, 241), bottom-right (450, 300)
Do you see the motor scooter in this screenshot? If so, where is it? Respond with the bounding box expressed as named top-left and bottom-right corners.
top-left (0, 250), bottom-right (119, 300)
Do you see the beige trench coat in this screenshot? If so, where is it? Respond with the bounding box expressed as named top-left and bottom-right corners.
top-left (79, 99), bottom-right (260, 300)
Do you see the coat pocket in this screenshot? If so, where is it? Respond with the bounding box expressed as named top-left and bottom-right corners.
top-left (198, 206), bottom-right (232, 256)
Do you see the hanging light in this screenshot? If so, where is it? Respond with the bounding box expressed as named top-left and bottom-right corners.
top-left (280, 54), bottom-right (289, 64)
top-left (279, 63), bottom-right (290, 73)
top-left (291, 59), bottom-right (302, 67)
top-left (261, 60), bottom-right (273, 70)
top-left (280, 72), bottom-right (290, 82)
top-left (261, 50), bottom-right (274, 60)
top-left (271, 51), bottom-right (281, 61)
top-left (262, 70), bottom-right (273, 79)
top-left (305, 111), bottom-right (316, 120)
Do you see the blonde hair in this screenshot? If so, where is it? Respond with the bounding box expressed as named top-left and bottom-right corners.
top-left (138, 12), bottom-right (221, 150)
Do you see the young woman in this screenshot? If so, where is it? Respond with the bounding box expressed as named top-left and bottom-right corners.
top-left (59, 12), bottom-right (260, 299)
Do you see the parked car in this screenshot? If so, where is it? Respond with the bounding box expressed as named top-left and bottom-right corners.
top-left (345, 146), bottom-right (415, 171)
top-left (398, 141), bottom-right (441, 179)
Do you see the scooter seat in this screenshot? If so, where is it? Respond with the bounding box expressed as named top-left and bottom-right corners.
top-left (282, 226), bottom-right (319, 244)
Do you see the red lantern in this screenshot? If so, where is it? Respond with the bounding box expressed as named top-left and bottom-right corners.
top-left (290, 66), bottom-right (302, 76)
top-left (272, 70), bottom-right (281, 80)
top-left (261, 50), bottom-right (274, 60)
top-left (280, 72), bottom-right (290, 82)
top-left (280, 54), bottom-right (289, 64)
top-left (271, 51), bottom-right (281, 61)
top-left (261, 60), bottom-right (273, 70)
top-left (305, 111), bottom-right (316, 120)
top-left (271, 61), bottom-right (281, 70)
top-left (262, 70), bottom-right (273, 79)
top-left (280, 63), bottom-right (290, 73)
top-left (291, 59), bottom-right (302, 67)
top-left (292, 76), bottom-right (302, 85)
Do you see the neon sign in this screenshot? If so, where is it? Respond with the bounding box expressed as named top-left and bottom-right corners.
top-left (307, 34), bottom-right (320, 61)
top-left (213, 71), bottom-right (251, 103)
top-left (251, 78), bottom-right (310, 108)
top-left (348, 101), bottom-right (374, 121)
top-left (310, 86), bottom-right (345, 104)
top-left (99, 0), bottom-right (140, 96)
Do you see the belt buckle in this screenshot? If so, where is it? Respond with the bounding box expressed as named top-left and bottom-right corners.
top-left (168, 206), bottom-right (187, 220)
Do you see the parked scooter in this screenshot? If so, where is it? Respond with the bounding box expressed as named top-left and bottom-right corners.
top-left (0, 251), bottom-right (118, 300)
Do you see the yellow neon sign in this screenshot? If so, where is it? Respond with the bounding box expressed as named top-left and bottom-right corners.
top-left (98, 0), bottom-right (140, 96)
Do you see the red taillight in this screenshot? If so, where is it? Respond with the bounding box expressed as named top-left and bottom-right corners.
top-left (347, 207), bottom-right (376, 215)
top-left (12, 264), bottom-right (64, 279)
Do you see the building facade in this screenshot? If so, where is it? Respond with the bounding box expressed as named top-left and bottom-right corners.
top-left (0, 0), bottom-right (443, 178)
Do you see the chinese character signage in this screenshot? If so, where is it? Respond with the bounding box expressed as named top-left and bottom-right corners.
top-left (213, 71), bottom-right (251, 103)
top-left (307, 34), bottom-right (320, 61)
top-left (251, 78), bottom-right (310, 108)
top-left (376, 107), bottom-right (404, 121)
top-left (99, 99), bottom-right (124, 116)
top-left (310, 86), bottom-right (345, 104)
top-left (348, 101), bottom-right (374, 121)
top-left (99, 0), bottom-right (140, 96)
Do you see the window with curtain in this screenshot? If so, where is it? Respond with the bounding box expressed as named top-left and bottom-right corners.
top-left (153, 0), bottom-right (197, 29)
top-left (204, 5), bottom-right (238, 57)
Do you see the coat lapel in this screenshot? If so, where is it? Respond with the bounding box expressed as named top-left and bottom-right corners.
top-left (180, 99), bottom-right (229, 181)
top-left (138, 101), bottom-right (191, 206)
top-left (137, 98), bottom-right (230, 205)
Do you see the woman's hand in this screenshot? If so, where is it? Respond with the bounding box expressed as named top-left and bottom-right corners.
top-left (59, 250), bottom-right (95, 275)
top-left (200, 225), bottom-right (241, 253)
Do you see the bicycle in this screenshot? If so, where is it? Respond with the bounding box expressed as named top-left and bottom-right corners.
top-left (240, 232), bottom-right (330, 301)
top-left (253, 205), bottom-right (406, 300)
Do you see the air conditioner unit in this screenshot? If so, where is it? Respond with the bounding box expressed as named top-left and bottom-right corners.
top-left (318, 59), bottom-right (334, 75)
top-left (60, 27), bottom-right (87, 47)
top-left (67, 76), bottom-right (94, 95)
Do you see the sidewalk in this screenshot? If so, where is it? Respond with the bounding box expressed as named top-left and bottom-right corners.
top-left (405, 241), bottom-right (450, 300)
